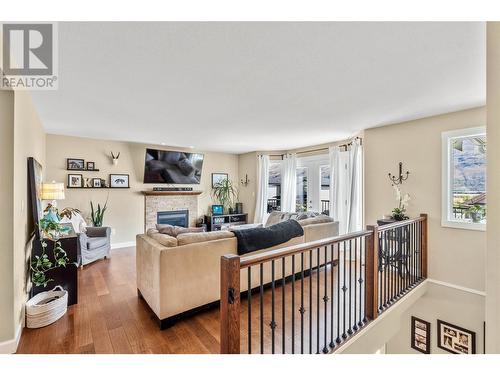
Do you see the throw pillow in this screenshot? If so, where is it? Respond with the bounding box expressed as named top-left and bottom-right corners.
top-left (156, 224), bottom-right (204, 237)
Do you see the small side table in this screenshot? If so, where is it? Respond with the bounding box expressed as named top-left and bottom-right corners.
top-left (31, 229), bottom-right (80, 306)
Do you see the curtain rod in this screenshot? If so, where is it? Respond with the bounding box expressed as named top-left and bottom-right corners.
top-left (264, 136), bottom-right (362, 157)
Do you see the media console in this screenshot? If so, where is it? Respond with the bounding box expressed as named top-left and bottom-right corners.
top-left (204, 213), bottom-right (248, 231)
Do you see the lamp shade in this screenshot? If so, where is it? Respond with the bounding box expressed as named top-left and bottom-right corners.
top-left (41, 182), bottom-right (65, 200)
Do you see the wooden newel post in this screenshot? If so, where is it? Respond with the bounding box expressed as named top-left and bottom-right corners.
top-left (220, 254), bottom-right (241, 354)
top-left (420, 213), bottom-right (428, 278)
top-left (365, 225), bottom-right (379, 321)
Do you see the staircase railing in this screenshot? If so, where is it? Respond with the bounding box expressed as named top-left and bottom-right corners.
top-left (220, 214), bottom-right (428, 354)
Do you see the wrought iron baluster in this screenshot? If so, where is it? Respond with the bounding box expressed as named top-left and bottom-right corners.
top-left (282, 257), bottom-right (286, 354)
top-left (309, 250), bottom-right (313, 354)
top-left (358, 238), bottom-right (363, 327)
top-left (300, 252), bottom-right (305, 354)
top-left (354, 237), bottom-right (358, 330)
top-left (260, 263), bottom-right (264, 354)
top-left (316, 248), bottom-right (320, 353)
top-left (336, 242), bottom-right (341, 342)
top-left (342, 241), bottom-right (347, 339)
top-left (271, 260), bottom-right (276, 354)
top-left (385, 230), bottom-right (389, 308)
top-left (291, 254), bottom-right (295, 354)
top-left (362, 237), bottom-right (367, 324)
top-left (322, 246), bottom-right (328, 353)
top-left (248, 266), bottom-right (252, 354)
top-left (329, 244), bottom-right (335, 349)
top-left (348, 239), bottom-right (353, 335)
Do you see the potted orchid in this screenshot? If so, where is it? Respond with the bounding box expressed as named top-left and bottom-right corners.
top-left (391, 185), bottom-right (410, 221)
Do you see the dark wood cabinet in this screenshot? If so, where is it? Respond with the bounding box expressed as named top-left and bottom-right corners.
top-left (204, 213), bottom-right (248, 231)
top-left (31, 229), bottom-right (80, 306)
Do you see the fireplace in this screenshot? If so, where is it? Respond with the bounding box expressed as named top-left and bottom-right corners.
top-left (157, 210), bottom-right (189, 228)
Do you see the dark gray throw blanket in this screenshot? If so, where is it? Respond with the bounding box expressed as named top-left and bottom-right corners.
top-left (232, 219), bottom-right (304, 255)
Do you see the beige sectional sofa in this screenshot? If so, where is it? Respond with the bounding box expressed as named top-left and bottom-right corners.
top-left (136, 215), bottom-right (339, 328)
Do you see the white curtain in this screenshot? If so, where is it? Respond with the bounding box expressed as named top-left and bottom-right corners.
top-left (254, 154), bottom-right (270, 224)
top-left (330, 139), bottom-right (363, 234)
top-left (281, 153), bottom-right (297, 213)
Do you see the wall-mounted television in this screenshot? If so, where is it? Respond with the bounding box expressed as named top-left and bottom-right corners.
top-left (143, 148), bottom-right (204, 184)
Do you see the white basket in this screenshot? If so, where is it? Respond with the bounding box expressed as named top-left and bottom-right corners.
top-left (26, 286), bottom-right (68, 328)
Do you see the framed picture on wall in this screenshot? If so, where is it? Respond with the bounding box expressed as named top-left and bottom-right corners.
top-left (110, 174), bottom-right (130, 188)
top-left (411, 316), bottom-right (431, 354)
top-left (67, 158), bottom-right (85, 170)
top-left (212, 173), bottom-right (228, 188)
top-left (87, 161), bottom-right (96, 170)
top-left (437, 320), bottom-right (476, 354)
top-left (93, 178), bottom-right (102, 188)
top-left (68, 174), bottom-right (83, 188)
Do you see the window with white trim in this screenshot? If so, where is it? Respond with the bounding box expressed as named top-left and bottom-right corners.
top-left (442, 127), bottom-right (486, 230)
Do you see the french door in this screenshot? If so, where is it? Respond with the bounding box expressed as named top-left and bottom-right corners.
top-left (296, 155), bottom-right (331, 214)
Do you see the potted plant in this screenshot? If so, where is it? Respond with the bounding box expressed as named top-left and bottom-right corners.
top-left (211, 178), bottom-right (237, 214)
top-left (467, 204), bottom-right (484, 223)
top-left (391, 185), bottom-right (410, 221)
top-left (90, 198), bottom-right (108, 227)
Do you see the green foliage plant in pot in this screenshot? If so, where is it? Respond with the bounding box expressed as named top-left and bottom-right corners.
top-left (90, 198), bottom-right (108, 227)
top-left (212, 178), bottom-right (237, 214)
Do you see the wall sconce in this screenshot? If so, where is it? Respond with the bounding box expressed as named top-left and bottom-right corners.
top-left (240, 174), bottom-right (250, 186)
top-left (388, 162), bottom-right (410, 185)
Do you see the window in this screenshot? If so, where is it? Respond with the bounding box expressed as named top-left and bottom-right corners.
top-left (442, 127), bottom-right (486, 230)
top-left (320, 165), bottom-right (331, 215)
top-left (267, 161), bottom-right (281, 213)
top-left (296, 167), bottom-right (308, 212)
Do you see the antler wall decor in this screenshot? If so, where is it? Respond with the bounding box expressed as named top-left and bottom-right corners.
top-left (111, 151), bottom-right (121, 166)
top-left (388, 162), bottom-right (410, 185)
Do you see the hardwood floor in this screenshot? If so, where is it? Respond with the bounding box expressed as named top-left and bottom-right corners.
top-left (17, 246), bottom-right (371, 354)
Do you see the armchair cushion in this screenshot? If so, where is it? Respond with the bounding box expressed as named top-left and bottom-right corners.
top-left (87, 236), bottom-right (109, 250)
top-left (85, 226), bottom-right (111, 238)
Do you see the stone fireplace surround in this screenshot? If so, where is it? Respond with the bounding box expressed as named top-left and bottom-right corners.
top-left (142, 191), bottom-right (202, 231)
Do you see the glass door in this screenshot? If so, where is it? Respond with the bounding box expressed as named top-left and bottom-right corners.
top-left (296, 154), bottom-right (330, 213)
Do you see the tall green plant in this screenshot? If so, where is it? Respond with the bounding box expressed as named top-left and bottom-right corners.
top-left (211, 179), bottom-right (237, 213)
top-left (90, 198), bottom-right (108, 227)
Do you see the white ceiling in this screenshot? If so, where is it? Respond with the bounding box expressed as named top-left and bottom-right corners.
top-left (32, 22), bottom-right (486, 154)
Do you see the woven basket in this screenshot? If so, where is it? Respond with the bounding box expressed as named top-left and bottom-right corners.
top-left (26, 286), bottom-right (68, 328)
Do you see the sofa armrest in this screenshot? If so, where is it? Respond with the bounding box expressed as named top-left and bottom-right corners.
top-left (86, 226), bottom-right (111, 238)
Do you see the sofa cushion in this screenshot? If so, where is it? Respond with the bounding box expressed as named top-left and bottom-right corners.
top-left (147, 229), bottom-right (178, 247)
top-left (177, 230), bottom-right (235, 246)
top-left (87, 236), bottom-right (109, 250)
top-left (265, 211), bottom-right (321, 227)
top-left (298, 215), bottom-right (334, 227)
top-left (156, 224), bottom-right (204, 237)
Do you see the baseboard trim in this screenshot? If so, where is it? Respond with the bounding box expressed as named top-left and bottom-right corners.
top-left (0, 324), bottom-right (23, 354)
top-left (427, 278), bottom-right (486, 297)
top-left (111, 241), bottom-right (135, 250)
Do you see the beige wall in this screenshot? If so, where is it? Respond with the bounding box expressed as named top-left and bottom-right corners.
top-left (364, 107), bottom-right (486, 291)
top-left (486, 22), bottom-right (500, 353)
top-left (386, 283), bottom-right (485, 354)
top-left (0, 90), bottom-right (46, 349)
top-left (45, 135), bottom-right (239, 245)
top-left (12, 91), bottom-right (46, 336)
top-left (0, 91), bottom-right (15, 343)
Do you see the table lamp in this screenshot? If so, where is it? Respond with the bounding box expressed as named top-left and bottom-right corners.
top-left (41, 181), bottom-right (65, 223)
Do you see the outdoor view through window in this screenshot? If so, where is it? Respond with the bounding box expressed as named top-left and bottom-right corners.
top-left (451, 134), bottom-right (486, 224)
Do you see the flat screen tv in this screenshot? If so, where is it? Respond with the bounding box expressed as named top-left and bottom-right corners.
top-left (144, 148), bottom-right (204, 184)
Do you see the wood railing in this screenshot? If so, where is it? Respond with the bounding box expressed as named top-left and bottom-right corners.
top-left (220, 214), bottom-right (428, 354)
